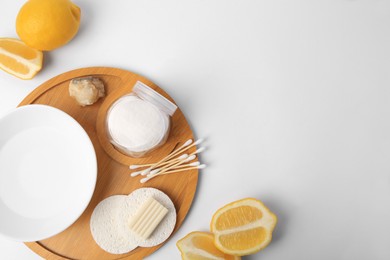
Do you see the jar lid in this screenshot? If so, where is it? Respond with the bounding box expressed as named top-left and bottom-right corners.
top-left (133, 81), bottom-right (177, 116)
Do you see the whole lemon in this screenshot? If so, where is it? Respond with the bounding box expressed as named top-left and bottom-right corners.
top-left (16, 0), bottom-right (81, 51)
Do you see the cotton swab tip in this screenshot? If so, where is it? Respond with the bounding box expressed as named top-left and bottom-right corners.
top-left (129, 165), bottom-right (141, 170)
top-left (149, 169), bottom-right (160, 175)
top-left (195, 147), bottom-right (205, 154)
top-left (130, 169), bottom-right (146, 177)
top-left (140, 177), bottom-right (149, 184)
top-left (189, 161), bottom-right (201, 167)
top-left (140, 169), bottom-right (151, 176)
top-left (178, 154), bottom-right (189, 159)
top-left (198, 164), bottom-right (207, 169)
top-left (193, 138), bottom-right (204, 145)
top-left (182, 139), bottom-right (193, 147)
top-left (185, 154), bottom-right (196, 161)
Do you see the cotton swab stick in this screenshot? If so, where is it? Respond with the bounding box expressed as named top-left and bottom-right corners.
top-left (129, 138), bottom-right (203, 171)
top-left (161, 164), bottom-right (206, 175)
top-left (140, 154), bottom-right (189, 176)
top-left (130, 167), bottom-right (151, 177)
top-left (192, 147), bottom-right (205, 155)
top-left (129, 139), bottom-right (203, 178)
top-left (131, 154), bottom-right (189, 177)
top-left (129, 153), bottom-right (189, 170)
top-left (170, 161), bottom-right (200, 169)
top-left (140, 164), bottom-right (206, 183)
top-left (148, 139), bottom-right (193, 167)
top-left (149, 154), bottom-right (196, 176)
top-left (129, 164), bottom-right (149, 170)
top-left (129, 164), bottom-right (146, 170)
top-left (147, 160), bottom-right (199, 176)
top-left (145, 148), bottom-right (203, 175)
top-left (163, 139), bottom-right (203, 162)
top-left (129, 139), bottom-right (192, 171)
top-left (140, 147), bottom-right (203, 176)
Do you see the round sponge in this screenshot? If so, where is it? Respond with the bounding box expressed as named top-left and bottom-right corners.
top-left (90, 195), bottom-right (138, 254)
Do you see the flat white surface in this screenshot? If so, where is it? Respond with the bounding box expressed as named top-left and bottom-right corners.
top-left (0, 105), bottom-right (97, 242)
top-left (0, 0), bottom-right (389, 259)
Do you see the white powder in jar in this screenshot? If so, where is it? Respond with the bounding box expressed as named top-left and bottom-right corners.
top-left (107, 95), bottom-right (169, 153)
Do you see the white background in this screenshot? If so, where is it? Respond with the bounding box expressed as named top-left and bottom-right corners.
top-left (1, 0), bottom-right (390, 259)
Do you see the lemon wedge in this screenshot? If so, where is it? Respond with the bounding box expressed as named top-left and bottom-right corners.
top-left (210, 198), bottom-right (277, 256)
top-left (177, 231), bottom-right (241, 260)
top-left (0, 38), bottom-right (43, 80)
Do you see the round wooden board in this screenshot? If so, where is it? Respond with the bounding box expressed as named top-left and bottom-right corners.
top-left (18, 67), bottom-right (198, 260)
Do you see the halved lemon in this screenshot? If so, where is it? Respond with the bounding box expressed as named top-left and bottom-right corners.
top-left (210, 198), bottom-right (277, 256)
top-left (0, 38), bottom-right (43, 79)
top-left (177, 231), bottom-right (241, 260)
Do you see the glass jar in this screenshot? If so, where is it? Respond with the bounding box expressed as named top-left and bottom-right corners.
top-left (106, 81), bottom-right (177, 157)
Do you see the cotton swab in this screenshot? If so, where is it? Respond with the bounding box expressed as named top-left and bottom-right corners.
top-left (140, 154), bottom-right (189, 176)
top-left (131, 154), bottom-right (190, 177)
top-left (129, 139), bottom-right (192, 171)
top-left (140, 147), bottom-right (204, 176)
top-left (144, 148), bottom-right (203, 175)
top-left (161, 164), bottom-right (206, 174)
top-left (149, 154), bottom-right (196, 176)
top-left (148, 139), bottom-right (193, 167)
top-left (129, 138), bottom-right (203, 171)
top-left (192, 147), bottom-right (205, 155)
top-left (170, 161), bottom-right (200, 169)
top-left (146, 159), bottom-right (199, 176)
top-left (129, 164), bottom-right (145, 170)
top-left (165, 139), bottom-right (203, 162)
top-left (140, 164), bottom-right (206, 183)
top-left (129, 139), bottom-right (204, 178)
top-left (129, 153), bottom-right (190, 170)
top-left (130, 167), bottom-right (149, 177)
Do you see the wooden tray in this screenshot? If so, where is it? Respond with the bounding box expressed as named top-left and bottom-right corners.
top-left (18, 67), bottom-right (198, 260)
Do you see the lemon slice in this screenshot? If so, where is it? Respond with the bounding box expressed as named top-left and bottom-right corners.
top-left (177, 231), bottom-right (241, 260)
top-left (210, 198), bottom-right (277, 256)
top-left (0, 38), bottom-right (43, 79)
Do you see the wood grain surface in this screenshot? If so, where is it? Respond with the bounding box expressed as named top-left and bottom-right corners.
top-left (18, 67), bottom-right (199, 260)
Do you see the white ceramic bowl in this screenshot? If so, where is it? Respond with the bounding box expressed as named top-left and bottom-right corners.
top-left (0, 105), bottom-right (97, 242)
